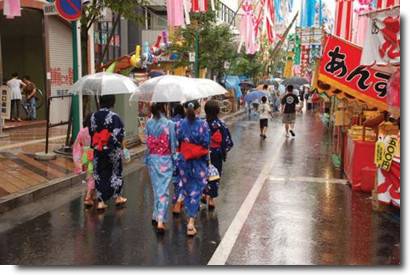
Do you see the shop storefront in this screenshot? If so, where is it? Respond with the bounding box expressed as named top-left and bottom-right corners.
top-left (0, 0), bottom-right (73, 127)
top-left (315, 25), bottom-right (400, 209)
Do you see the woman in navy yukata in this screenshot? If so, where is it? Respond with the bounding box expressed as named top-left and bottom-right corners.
top-left (170, 103), bottom-right (185, 215)
top-left (204, 100), bottom-right (234, 209)
top-left (89, 95), bottom-right (127, 210)
top-left (144, 103), bottom-right (177, 234)
top-left (176, 100), bottom-right (210, 236)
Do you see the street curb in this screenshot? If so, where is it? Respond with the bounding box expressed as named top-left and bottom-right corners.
top-left (0, 146), bottom-right (146, 215)
top-left (0, 109), bottom-right (244, 215)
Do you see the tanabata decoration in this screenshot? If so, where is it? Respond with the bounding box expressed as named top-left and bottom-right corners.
top-left (238, 0), bottom-right (259, 54)
top-left (3, 0), bottom-right (21, 19)
top-left (254, 0), bottom-right (276, 44)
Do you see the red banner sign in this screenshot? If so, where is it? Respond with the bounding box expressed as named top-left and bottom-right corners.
top-left (318, 34), bottom-right (390, 109)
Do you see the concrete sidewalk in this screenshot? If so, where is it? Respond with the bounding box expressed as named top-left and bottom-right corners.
top-left (0, 109), bottom-right (245, 214)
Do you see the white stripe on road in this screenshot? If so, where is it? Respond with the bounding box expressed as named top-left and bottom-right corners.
top-left (207, 137), bottom-right (285, 265)
top-left (268, 176), bottom-right (348, 185)
top-left (0, 135), bottom-right (66, 151)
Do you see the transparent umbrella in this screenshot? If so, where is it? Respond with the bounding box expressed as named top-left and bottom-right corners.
top-left (129, 75), bottom-right (227, 103)
top-left (69, 72), bottom-right (139, 96)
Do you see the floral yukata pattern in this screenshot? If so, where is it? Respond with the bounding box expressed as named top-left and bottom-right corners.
top-left (90, 108), bottom-right (125, 202)
top-left (145, 116), bottom-right (177, 223)
top-left (176, 117), bottom-right (210, 218)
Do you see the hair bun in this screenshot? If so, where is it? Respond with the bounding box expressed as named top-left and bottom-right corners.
top-left (188, 102), bottom-right (195, 109)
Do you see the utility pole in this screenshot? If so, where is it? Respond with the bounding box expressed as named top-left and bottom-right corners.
top-left (71, 20), bottom-right (82, 141)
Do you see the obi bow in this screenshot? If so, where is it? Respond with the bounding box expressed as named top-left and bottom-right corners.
top-left (92, 129), bottom-right (112, 151)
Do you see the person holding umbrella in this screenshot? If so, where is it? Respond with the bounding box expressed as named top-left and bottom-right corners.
top-left (89, 95), bottom-right (127, 210)
top-left (176, 100), bottom-right (210, 236)
top-left (144, 103), bottom-right (177, 234)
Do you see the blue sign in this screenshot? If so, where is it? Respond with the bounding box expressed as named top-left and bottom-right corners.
top-left (55, 0), bottom-right (82, 21)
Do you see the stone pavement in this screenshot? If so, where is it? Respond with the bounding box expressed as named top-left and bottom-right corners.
top-left (0, 109), bottom-right (245, 213)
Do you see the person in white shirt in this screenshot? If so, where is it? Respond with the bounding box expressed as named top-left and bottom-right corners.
top-left (259, 96), bottom-right (272, 139)
top-left (6, 73), bottom-right (25, 121)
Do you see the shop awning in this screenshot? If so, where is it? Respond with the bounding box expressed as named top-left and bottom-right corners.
top-left (316, 34), bottom-right (391, 111)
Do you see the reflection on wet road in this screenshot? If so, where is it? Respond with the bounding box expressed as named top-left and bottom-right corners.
top-left (0, 112), bottom-right (400, 265)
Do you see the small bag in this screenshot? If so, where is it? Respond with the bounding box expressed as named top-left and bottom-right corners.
top-left (208, 163), bottom-right (220, 181)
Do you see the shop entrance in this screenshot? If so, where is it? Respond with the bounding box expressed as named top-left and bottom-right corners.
top-left (0, 8), bottom-right (46, 122)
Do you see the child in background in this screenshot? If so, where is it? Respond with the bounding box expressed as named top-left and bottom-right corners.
top-left (259, 96), bottom-right (272, 139)
top-left (73, 114), bottom-right (95, 207)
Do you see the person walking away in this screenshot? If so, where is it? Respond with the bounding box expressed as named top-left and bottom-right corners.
top-left (73, 113), bottom-right (95, 206)
top-left (259, 96), bottom-right (272, 139)
top-left (89, 95), bottom-right (127, 210)
top-left (145, 103), bottom-right (177, 234)
top-left (22, 75), bottom-right (37, 120)
top-left (170, 103), bottom-right (185, 214)
top-left (176, 100), bottom-right (210, 236)
top-left (281, 85), bottom-right (300, 138)
top-left (6, 73), bottom-right (25, 121)
top-left (204, 100), bottom-right (234, 209)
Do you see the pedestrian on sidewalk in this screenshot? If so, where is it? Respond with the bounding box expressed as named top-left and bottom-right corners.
top-left (73, 113), bottom-right (95, 207)
top-left (22, 76), bottom-right (37, 120)
top-left (259, 96), bottom-right (272, 139)
top-left (6, 73), bottom-right (25, 121)
top-left (176, 100), bottom-right (210, 236)
top-left (203, 100), bottom-right (234, 210)
top-left (281, 85), bottom-right (300, 138)
top-left (145, 103), bottom-right (177, 234)
top-left (89, 95), bottom-right (127, 210)
top-left (170, 103), bottom-right (185, 215)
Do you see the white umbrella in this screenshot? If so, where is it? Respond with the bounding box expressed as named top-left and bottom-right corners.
top-left (193, 78), bottom-right (228, 97)
top-left (129, 75), bottom-right (226, 103)
top-left (69, 72), bottom-right (139, 96)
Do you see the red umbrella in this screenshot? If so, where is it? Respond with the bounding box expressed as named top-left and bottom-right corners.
top-left (387, 67), bottom-right (400, 117)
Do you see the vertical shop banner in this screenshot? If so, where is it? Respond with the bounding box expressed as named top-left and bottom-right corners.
top-left (300, 45), bottom-right (310, 77)
top-left (318, 34), bottom-right (390, 110)
top-left (360, 8), bottom-right (400, 65)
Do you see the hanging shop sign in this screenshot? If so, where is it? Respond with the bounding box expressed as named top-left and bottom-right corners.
top-left (360, 7), bottom-right (400, 66)
top-left (318, 34), bottom-right (390, 110)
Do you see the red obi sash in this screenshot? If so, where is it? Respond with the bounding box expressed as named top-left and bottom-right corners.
top-left (180, 141), bottom-right (208, 160)
top-left (92, 129), bottom-right (111, 151)
top-left (210, 130), bottom-right (222, 149)
top-left (146, 133), bottom-right (171, 155)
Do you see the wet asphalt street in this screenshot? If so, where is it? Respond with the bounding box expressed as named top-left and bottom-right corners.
top-left (0, 111), bottom-right (400, 265)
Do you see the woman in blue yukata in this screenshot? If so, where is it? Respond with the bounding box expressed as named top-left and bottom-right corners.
top-left (89, 95), bottom-right (127, 210)
top-left (144, 103), bottom-right (177, 234)
top-left (170, 103), bottom-right (185, 215)
top-left (204, 100), bottom-right (234, 209)
top-left (176, 100), bottom-right (210, 236)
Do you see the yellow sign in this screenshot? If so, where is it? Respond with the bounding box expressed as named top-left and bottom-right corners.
top-left (375, 139), bottom-right (384, 167)
top-left (380, 137), bottom-right (398, 171)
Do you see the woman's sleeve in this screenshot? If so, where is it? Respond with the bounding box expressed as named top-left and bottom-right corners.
top-left (113, 114), bottom-right (125, 145)
top-left (169, 121), bottom-right (177, 154)
top-left (200, 121), bottom-right (211, 148)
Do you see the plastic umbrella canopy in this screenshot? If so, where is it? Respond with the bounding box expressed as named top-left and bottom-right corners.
top-left (69, 72), bottom-right (138, 96)
top-left (193, 78), bottom-right (228, 97)
top-left (244, 90), bottom-right (266, 103)
top-left (129, 75), bottom-right (226, 103)
top-left (281, 77), bottom-right (309, 89)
